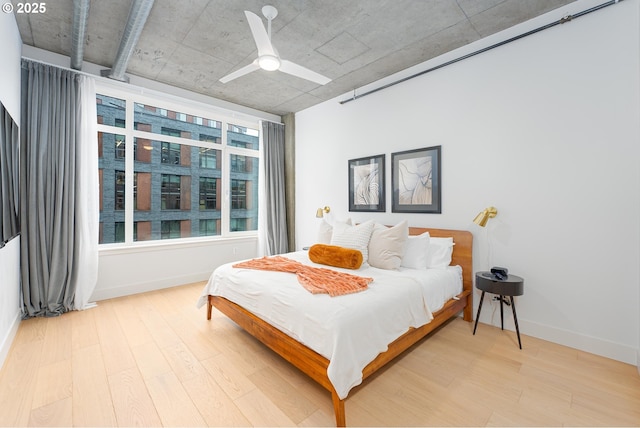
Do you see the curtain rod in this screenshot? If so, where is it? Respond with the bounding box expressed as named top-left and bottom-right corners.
top-left (339, 0), bottom-right (622, 105)
top-left (22, 57), bottom-right (90, 77)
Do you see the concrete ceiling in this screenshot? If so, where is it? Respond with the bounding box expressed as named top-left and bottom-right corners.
top-left (13, 0), bottom-right (575, 116)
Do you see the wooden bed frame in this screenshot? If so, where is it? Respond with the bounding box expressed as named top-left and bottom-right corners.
top-left (206, 227), bottom-right (473, 426)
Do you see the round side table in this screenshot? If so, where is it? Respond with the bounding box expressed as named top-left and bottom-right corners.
top-left (473, 271), bottom-right (524, 349)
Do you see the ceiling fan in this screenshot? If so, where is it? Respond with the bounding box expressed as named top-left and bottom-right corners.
top-left (219, 5), bottom-right (331, 85)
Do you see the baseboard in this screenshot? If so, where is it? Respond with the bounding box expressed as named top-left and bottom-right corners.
top-left (90, 271), bottom-right (211, 301)
top-left (519, 318), bottom-right (637, 366)
top-left (0, 309), bottom-right (21, 371)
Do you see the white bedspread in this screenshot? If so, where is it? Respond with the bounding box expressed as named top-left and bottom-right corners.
top-left (196, 251), bottom-right (462, 399)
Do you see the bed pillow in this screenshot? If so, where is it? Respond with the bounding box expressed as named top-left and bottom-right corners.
top-left (317, 219), bottom-right (333, 244)
top-left (428, 237), bottom-right (454, 269)
top-left (308, 244), bottom-right (363, 270)
top-left (330, 220), bottom-right (375, 265)
top-left (401, 232), bottom-right (430, 269)
top-left (316, 218), bottom-right (351, 244)
top-left (368, 221), bottom-right (408, 270)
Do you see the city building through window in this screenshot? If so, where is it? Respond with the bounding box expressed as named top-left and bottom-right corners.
top-left (97, 92), bottom-right (260, 245)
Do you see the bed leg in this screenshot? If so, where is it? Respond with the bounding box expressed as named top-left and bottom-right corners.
top-left (463, 294), bottom-right (473, 322)
top-left (207, 296), bottom-right (213, 320)
top-left (331, 391), bottom-right (346, 427)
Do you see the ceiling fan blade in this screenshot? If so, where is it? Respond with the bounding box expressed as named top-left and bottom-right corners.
top-left (219, 60), bottom-right (260, 83)
top-left (279, 60), bottom-right (331, 85)
top-left (244, 11), bottom-right (276, 57)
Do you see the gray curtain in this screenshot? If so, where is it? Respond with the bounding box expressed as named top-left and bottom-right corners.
top-left (20, 61), bottom-right (85, 317)
top-left (262, 121), bottom-right (288, 255)
top-left (0, 103), bottom-right (19, 246)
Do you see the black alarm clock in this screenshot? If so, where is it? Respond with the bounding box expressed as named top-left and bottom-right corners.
top-left (490, 266), bottom-right (508, 281)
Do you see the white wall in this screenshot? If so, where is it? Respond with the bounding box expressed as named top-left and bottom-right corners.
top-left (0, 12), bottom-right (22, 369)
top-left (92, 238), bottom-right (257, 300)
top-left (296, 0), bottom-right (640, 366)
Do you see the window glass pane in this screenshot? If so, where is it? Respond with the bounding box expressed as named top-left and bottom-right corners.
top-left (98, 131), bottom-right (126, 244)
top-left (97, 94), bottom-right (126, 127)
top-left (227, 124), bottom-right (259, 150)
top-left (230, 154), bottom-right (259, 231)
top-left (133, 103), bottom-right (221, 143)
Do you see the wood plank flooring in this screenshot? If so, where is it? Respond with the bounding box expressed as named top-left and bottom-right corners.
top-left (1, 281), bottom-right (639, 426)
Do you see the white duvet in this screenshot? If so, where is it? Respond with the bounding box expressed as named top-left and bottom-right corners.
top-left (196, 251), bottom-right (462, 399)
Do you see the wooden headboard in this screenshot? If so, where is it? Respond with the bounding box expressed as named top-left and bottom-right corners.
top-left (408, 226), bottom-right (473, 299)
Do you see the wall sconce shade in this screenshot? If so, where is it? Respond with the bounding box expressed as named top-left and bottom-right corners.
top-left (473, 206), bottom-right (498, 227)
top-left (316, 206), bottom-right (330, 218)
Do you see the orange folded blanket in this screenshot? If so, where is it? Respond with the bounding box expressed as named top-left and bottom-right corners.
top-left (233, 256), bottom-right (373, 297)
top-left (308, 244), bottom-right (363, 269)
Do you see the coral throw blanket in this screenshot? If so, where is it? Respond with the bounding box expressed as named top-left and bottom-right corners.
top-left (233, 256), bottom-right (373, 297)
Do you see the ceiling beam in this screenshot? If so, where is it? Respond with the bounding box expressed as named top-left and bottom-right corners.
top-left (70, 0), bottom-right (90, 70)
top-left (104, 0), bottom-right (155, 82)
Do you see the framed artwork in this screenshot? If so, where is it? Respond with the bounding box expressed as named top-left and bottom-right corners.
top-left (391, 145), bottom-right (441, 213)
top-left (348, 154), bottom-right (385, 212)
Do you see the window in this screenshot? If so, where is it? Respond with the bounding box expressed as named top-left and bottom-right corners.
top-left (161, 220), bottom-right (182, 239)
top-left (199, 147), bottom-right (218, 169)
top-left (199, 177), bottom-right (217, 210)
top-left (199, 219), bottom-right (218, 236)
top-left (230, 218), bottom-right (247, 232)
top-left (161, 174), bottom-right (182, 210)
top-left (97, 89), bottom-right (260, 245)
top-left (161, 142), bottom-right (181, 164)
top-left (114, 222), bottom-right (125, 243)
top-left (231, 179), bottom-right (246, 209)
top-left (114, 135), bottom-right (125, 158)
top-left (115, 171), bottom-right (125, 210)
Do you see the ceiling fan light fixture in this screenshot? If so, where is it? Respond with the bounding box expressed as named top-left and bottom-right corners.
top-left (258, 55), bottom-right (280, 71)
top-left (219, 7), bottom-right (331, 85)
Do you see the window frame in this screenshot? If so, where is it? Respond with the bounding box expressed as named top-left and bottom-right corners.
top-left (96, 83), bottom-right (261, 248)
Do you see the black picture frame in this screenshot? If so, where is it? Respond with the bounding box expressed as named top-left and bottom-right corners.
top-left (391, 145), bottom-right (441, 213)
top-left (348, 154), bottom-right (385, 212)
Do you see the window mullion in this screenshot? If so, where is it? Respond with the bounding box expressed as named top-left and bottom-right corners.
top-left (124, 99), bottom-right (135, 243)
top-left (221, 122), bottom-right (229, 237)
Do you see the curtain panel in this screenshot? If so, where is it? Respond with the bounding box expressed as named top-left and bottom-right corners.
top-left (259, 121), bottom-right (288, 256)
top-left (20, 60), bottom-right (99, 317)
top-left (0, 104), bottom-right (19, 246)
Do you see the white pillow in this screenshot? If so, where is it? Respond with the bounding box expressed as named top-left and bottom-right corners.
top-left (330, 220), bottom-right (375, 265)
top-left (316, 218), bottom-right (351, 244)
top-left (368, 221), bottom-right (409, 270)
top-left (401, 232), bottom-right (430, 269)
top-left (316, 219), bottom-right (333, 244)
top-left (428, 237), bottom-right (454, 269)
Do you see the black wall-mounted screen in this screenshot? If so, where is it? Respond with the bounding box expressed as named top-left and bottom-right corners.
top-left (0, 101), bottom-right (19, 247)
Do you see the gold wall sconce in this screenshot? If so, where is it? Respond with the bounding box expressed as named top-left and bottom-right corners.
top-left (316, 206), bottom-right (330, 218)
top-left (473, 206), bottom-right (497, 227)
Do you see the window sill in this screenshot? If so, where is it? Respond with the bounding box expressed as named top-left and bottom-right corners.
top-left (98, 234), bottom-right (258, 256)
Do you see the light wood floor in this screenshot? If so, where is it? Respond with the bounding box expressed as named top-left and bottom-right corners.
top-left (1, 282), bottom-right (639, 427)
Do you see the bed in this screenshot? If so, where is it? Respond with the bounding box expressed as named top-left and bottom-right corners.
top-left (198, 226), bottom-right (473, 426)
